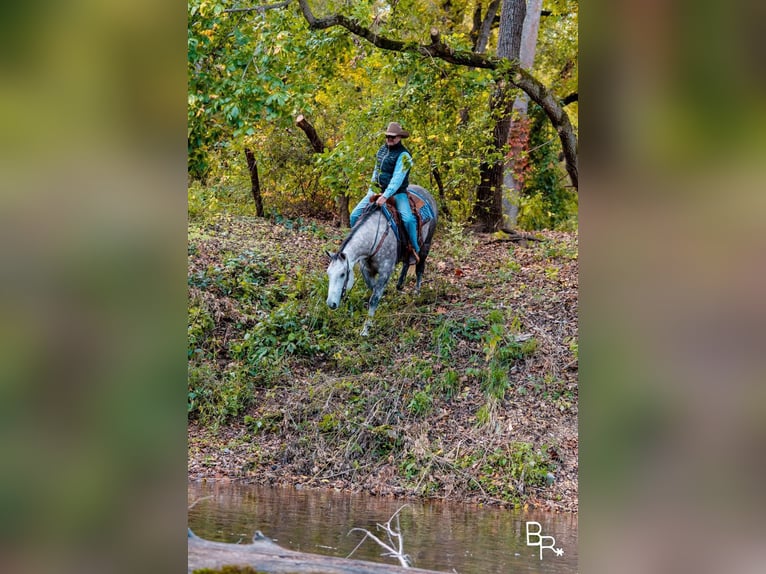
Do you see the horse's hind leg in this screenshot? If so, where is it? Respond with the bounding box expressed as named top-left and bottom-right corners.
top-left (414, 255), bottom-right (427, 292)
top-left (396, 261), bottom-right (410, 291)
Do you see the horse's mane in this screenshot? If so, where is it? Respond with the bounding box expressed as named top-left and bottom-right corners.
top-left (338, 205), bottom-right (381, 253)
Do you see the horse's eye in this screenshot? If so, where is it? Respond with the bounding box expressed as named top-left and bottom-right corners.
top-left (340, 272), bottom-right (345, 278)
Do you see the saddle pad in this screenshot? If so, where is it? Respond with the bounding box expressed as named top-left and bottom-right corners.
top-left (408, 188), bottom-right (434, 222)
top-left (371, 190), bottom-right (432, 245)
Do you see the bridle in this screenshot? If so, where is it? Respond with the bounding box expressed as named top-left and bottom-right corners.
top-left (339, 253), bottom-right (352, 300)
top-left (369, 206), bottom-right (390, 258)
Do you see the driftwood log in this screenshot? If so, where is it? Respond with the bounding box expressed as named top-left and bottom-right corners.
top-left (188, 529), bottom-right (447, 574)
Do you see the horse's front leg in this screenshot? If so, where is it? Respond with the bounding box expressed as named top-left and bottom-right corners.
top-left (360, 269), bottom-right (393, 337)
top-left (360, 260), bottom-right (375, 291)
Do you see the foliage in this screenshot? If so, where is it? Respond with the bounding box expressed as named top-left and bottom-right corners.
top-left (458, 442), bottom-right (555, 502)
top-left (230, 301), bottom-right (332, 373)
top-left (438, 220), bottom-right (478, 260)
top-left (188, 249), bottom-right (272, 301)
top-left (436, 369), bottom-right (460, 399)
top-left (478, 311), bottom-right (537, 401)
top-left (517, 104), bottom-right (578, 231)
top-left (187, 0), bottom-right (578, 229)
top-left (407, 386), bottom-right (434, 416)
top-left (188, 361), bottom-right (254, 426)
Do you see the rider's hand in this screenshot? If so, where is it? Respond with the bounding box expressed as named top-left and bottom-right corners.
top-left (375, 196), bottom-right (387, 206)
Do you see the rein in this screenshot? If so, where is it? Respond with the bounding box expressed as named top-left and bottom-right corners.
top-left (369, 215), bottom-right (390, 258)
top-left (342, 207), bottom-right (390, 260)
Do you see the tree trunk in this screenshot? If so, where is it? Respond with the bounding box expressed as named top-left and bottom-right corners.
top-left (431, 166), bottom-right (451, 220)
top-left (295, 114), bottom-right (325, 153)
top-left (496, 0), bottom-right (525, 60)
top-left (336, 194), bottom-right (350, 227)
top-left (503, 0), bottom-right (543, 227)
top-left (244, 148), bottom-right (264, 217)
top-left (473, 0), bottom-right (501, 54)
top-left (474, 0), bottom-right (525, 231)
top-left (474, 161), bottom-right (500, 228)
top-left (188, 529), bottom-right (444, 574)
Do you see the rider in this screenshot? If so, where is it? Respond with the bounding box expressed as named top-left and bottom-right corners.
top-left (349, 122), bottom-right (420, 263)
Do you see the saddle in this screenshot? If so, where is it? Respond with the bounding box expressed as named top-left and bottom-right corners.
top-left (368, 190), bottom-right (427, 262)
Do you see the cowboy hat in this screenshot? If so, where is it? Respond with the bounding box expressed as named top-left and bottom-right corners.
top-left (384, 122), bottom-right (409, 138)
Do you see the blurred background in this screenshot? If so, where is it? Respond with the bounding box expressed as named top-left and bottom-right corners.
top-left (580, 0), bottom-right (766, 572)
top-left (1, 0), bottom-right (764, 573)
top-left (0, 1), bottom-right (187, 573)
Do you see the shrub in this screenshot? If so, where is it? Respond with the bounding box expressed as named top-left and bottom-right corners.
top-left (188, 361), bottom-right (254, 425)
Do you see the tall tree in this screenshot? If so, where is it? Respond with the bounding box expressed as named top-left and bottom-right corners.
top-left (244, 148), bottom-right (264, 216)
top-left (474, 0), bottom-right (526, 230)
top-left (502, 0), bottom-right (544, 228)
top-left (473, 0), bottom-right (501, 54)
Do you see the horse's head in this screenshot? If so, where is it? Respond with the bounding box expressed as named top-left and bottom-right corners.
top-left (325, 250), bottom-right (354, 310)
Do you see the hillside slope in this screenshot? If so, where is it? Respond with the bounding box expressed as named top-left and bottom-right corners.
top-left (188, 214), bottom-right (578, 512)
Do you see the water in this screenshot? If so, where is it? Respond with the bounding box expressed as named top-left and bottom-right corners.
top-left (188, 481), bottom-right (577, 573)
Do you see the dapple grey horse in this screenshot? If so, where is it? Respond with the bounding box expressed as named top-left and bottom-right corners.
top-left (325, 185), bottom-right (438, 336)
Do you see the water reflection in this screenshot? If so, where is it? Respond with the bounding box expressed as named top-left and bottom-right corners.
top-left (188, 481), bottom-right (577, 574)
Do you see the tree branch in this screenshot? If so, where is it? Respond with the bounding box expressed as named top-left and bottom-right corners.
top-left (562, 92), bottom-right (578, 106)
top-left (295, 113), bottom-right (325, 153)
top-left (474, 0), bottom-right (501, 54)
top-left (347, 505), bottom-right (412, 568)
top-left (224, 1), bottom-right (292, 14)
top-left (297, 0), bottom-right (492, 67)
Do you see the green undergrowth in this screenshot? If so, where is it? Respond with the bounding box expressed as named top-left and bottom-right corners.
top-left (188, 214), bottom-right (575, 504)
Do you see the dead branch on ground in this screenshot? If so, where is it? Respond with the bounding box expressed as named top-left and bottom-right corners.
top-left (348, 505), bottom-right (412, 568)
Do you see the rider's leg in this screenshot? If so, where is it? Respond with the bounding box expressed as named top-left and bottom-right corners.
top-left (394, 193), bottom-right (419, 256)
